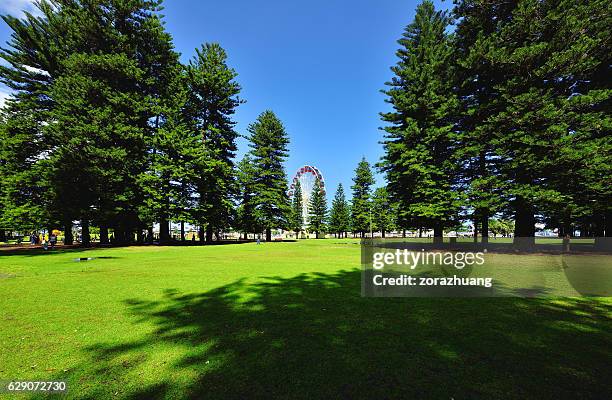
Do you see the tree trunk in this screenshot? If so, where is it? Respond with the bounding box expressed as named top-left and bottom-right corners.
top-left (114, 228), bottom-right (123, 244)
top-left (0, 229), bottom-right (5, 242)
top-left (562, 221), bottom-right (572, 238)
top-left (100, 226), bottom-right (109, 244)
top-left (147, 226), bottom-right (154, 243)
top-left (476, 151), bottom-right (487, 244)
top-left (136, 227), bottom-right (144, 243)
top-left (560, 209), bottom-right (572, 238)
top-left (418, 227), bottom-right (423, 238)
top-left (206, 224), bottom-right (213, 243)
top-left (402, 229), bottom-right (406, 238)
top-left (266, 228), bottom-right (272, 242)
top-left (605, 209), bottom-right (612, 237)
top-left (595, 209), bottom-right (612, 250)
top-left (433, 224), bottom-right (443, 246)
top-left (64, 220), bottom-right (73, 245)
top-left (124, 228), bottom-right (132, 244)
top-left (159, 216), bottom-right (170, 244)
top-left (579, 224), bottom-right (588, 237)
top-left (382, 229), bottom-right (386, 238)
top-left (81, 220), bottom-right (90, 247)
top-left (481, 211), bottom-right (489, 245)
top-left (513, 197), bottom-right (535, 248)
top-left (199, 226), bottom-right (205, 243)
top-left (180, 221), bottom-right (185, 241)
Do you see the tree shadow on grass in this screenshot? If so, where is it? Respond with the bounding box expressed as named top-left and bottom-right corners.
top-left (0, 240), bottom-right (260, 257)
top-left (0, 246), bottom-right (103, 257)
top-left (57, 270), bottom-right (611, 399)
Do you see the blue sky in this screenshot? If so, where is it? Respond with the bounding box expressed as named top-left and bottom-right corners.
top-left (0, 0), bottom-right (452, 200)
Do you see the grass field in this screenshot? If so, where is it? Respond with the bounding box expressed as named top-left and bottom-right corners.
top-left (1, 240), bottom-right (611, 399)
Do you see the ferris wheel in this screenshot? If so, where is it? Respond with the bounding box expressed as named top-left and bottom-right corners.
top-left (288, 165), bottom-right (325, 227)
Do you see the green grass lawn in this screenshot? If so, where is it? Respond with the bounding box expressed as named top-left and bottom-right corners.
top-left (1, 240), bottom-right (611, 399)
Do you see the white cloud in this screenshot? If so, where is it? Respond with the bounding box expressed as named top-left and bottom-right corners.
top-left (0, 0), bottom-right (42, 19)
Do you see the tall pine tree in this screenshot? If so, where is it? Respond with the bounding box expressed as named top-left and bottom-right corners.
top-left (351, 157), bottom-right (374, 237)
top-left (380, 0), bottom-right (461, 244)
top-left (0, 0), bottom-right (71, 239)
top-left (453, 0), bottom-right (513, 244)
top-left (372, 187), bottom-right (394, 238)
top-left (472, 0), bottom-right (611, 247)
top-left (236, 154), bottom-right (259, 240)
top-left (329, 183), bottom-right (350, 238)
top-left (1, 0), bottom-right (182, 245)
top-left (308, 178), bottom-right (327, 239)
top-left (185, 43), bottom-right (242, 243)
top-left (138, 66), bottom-right (190, 244)
top-left (248, 110), bottom-right (290, 242)
top-left (289, 180), bottom-right (304, 238)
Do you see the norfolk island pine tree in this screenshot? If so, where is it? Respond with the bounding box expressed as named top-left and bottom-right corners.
top-left (351, 157), bottom-right (374, 238)
top-left (329, 183), bottom-right (350, 238)
top-left (289, 180), bottom-right (304, 239)
top-left (308, 177), bottom-right (327, 239)
top-left (379, 0), bottom-right (461, 245)
top-left (247, 110), bottom-right (291, 242)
